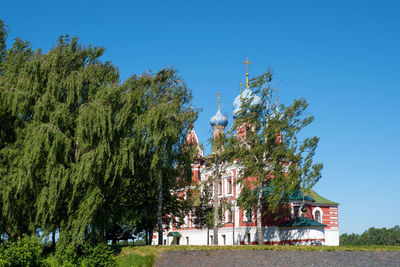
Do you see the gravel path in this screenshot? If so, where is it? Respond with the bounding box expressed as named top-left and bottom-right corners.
top-left (156, 250), bottom-right (400, 267)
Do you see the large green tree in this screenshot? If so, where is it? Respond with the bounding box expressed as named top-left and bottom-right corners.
top-left (229, 71), bottom-right (323, 245)
top-left (0, 19), bottom-right (197, 249)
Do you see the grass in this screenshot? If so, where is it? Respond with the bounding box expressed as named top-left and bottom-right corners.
top-left (115, 245), bottom-right (400, 266)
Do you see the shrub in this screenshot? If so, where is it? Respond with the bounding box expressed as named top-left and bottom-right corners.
top-left (1, 235), bottom-right (44, 267)
top-left (56, 244), bottom-right (82, 266)
top-left (81, 243), bottom-right (116, 267)
top-left (56, 243), bottom-right (116, 267)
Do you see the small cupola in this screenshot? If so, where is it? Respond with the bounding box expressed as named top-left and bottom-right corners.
top-left (210, 92), bottom-right (228, 128)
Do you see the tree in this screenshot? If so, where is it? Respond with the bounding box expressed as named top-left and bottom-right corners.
top-left (229, 70), bottom-right (323, 245)
top-left (203, 125), bottom-right (231, 245)
top-left (340, 226), bottom-right (400, 246)
top-left (192, 184), bottom-right (214, 231)
top-left (0, 19), bottom-right (197, 249)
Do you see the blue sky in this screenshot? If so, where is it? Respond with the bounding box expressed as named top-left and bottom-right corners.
top-left (2, 0), bottom-right (399, 234)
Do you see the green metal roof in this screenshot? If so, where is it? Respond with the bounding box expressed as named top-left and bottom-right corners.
top-left (307, 190), bottom-right (339, 205)
top-left (251, 186), bottom-right (315, 202)
top-left (289, 190), bottom-right (315, 202)
top-left (280, 217), bottom-right (326, 227)
top-left (167, 232), bottom-right (181, 237)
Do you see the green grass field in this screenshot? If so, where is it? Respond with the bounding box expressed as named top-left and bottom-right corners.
top-left (115, 245), bottom-right (400, 267)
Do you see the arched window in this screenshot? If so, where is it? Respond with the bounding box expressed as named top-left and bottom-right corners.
top-left (314, 210), bottom-right (321, 222)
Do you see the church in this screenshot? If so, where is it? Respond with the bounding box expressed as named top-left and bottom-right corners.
top-left (152, 59), bottom-right (339, 246)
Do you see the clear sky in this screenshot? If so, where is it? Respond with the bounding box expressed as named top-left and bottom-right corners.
top-left (2, 0), bottom-right (399, 234)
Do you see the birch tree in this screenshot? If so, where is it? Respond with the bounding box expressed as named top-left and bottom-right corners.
top-left (230, 71), bottom-right (323, 245)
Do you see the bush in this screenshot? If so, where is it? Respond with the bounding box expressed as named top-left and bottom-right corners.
top-left (81, 244), bottom-right (116, 267)
top-left (0, 235), bottom-right (45, 267)
top-left (56, 243), bottom-right (116, 267)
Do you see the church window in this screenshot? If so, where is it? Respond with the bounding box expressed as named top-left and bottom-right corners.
top-left (186, 236), bottom-right (189, 245)
top-left (293, 205), bottom-right (300, 219)
top-left (218, 182), bottom-right (222, 195)
top-left (227, 180), bottom-right (232, 194)
top-left (226, 209), bottom-right (233, 223)
top-left (315, 210), bottom-right (321, 222)
top-left (244, 209), bottom-right (254, 222)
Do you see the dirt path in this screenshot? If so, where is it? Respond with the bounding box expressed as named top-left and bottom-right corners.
top-left (156, 250), bottom-right (400, 267)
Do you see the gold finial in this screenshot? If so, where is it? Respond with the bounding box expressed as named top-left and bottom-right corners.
top-left (243, 57), bottom-right (252, 87)
top-left (217, 91), bottom-right (221, 111)
top-left (275, 88), bottom-right (278, 107)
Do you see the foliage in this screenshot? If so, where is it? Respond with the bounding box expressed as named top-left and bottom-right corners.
top-left (340, 226), bottom-right (400, 246)
top-left (0, 235), bottom-right (44, 267)
top-left (192, 184), bottom-right (214, 230)
top-left (230, 71), bottom-right (322, 212)
top-left (225, 70), bottom-right (323, 244)
top-left (0, 18), bottom-right (197, 251)
top-left (81, 244), bottom-right (116, 267)
top-left (54, 244), bottom-right (116, 266)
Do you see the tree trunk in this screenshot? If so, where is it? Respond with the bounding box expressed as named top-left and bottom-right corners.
top-left (257, 185), bottom-right (263, 245)
top-left (145, 228), bottom-right (148, 245)
top-left (51, 230), bottom-right (56, 250)
top-left (213, 166), bottom-right (219, 245)
top-left (157, 176), bottom-right (163, 245)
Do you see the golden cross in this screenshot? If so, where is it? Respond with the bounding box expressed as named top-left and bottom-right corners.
top-left (243, 57), bottom-right (252, 87)
top-left (217, 91), bottom-right (221, 110)
top-left (275, 88), bottom-right (278, 107)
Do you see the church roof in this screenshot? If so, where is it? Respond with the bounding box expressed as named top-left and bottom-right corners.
top-left (307, 190), bottom-right (339, 205)
top-left (250, 186), bottom-right (315, 202)
top-left (249, 185), bottom-right (339, 205)
top-left (210, 109), bottom-right (228, 127)
top-left (279, 217), bottom-right (326, 227)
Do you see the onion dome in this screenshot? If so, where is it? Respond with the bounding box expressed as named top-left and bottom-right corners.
top-left (210, 92), bottom-right (228, 127)
top-left (210, 109), bottom-right (228, 127)
top-left (232, 87), bottom-right (261, 119)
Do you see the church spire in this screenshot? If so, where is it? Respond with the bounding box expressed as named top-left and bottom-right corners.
top-left (243, 57), bottom-right (252, 87)
top-left (217, 91), bottom-right (221, 111)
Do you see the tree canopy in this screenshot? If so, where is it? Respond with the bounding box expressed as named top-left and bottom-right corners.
top-left (0, 19), bottom-right (197, 250)
top-left (340, 226), bottom-right (400, 246)
top-left (225, 70), bottom-right (323, 245)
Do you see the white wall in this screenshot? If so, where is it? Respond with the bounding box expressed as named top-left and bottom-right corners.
top-left (278, 227), bottom-right (325, 242)
top-left (155, 226), bottom-right (327, 246)
top-left (325, 229), bottom-right (339, 246)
